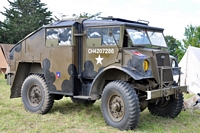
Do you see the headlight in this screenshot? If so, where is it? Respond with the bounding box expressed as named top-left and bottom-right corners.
top-left (171, 60), bottom-right (176, 68)
top-left (143, 60), bottom-right (149, 71)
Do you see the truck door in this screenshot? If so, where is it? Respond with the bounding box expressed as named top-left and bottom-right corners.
top-left (83, 27), bottom-right (121, 79)
top-left (45, 27), bottom-right (74, 95)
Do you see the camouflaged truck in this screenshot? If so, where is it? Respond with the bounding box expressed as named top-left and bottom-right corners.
top-left (6, 17), bottom-right (188, 130)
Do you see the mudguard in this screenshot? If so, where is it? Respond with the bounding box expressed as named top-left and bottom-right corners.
top-left (89, 66), bottom-right (153, 99)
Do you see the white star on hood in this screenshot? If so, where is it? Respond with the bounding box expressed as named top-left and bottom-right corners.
top-left (95, 54), bottom-right (104, 65)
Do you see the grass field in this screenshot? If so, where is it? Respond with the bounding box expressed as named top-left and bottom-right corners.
top-left (0, 74), bottom-right (200, 133)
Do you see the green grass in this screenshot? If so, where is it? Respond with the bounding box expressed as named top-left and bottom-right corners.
top-left (0, 74), bottom-right (200, 133)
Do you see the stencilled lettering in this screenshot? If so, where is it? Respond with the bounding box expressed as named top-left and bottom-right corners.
top-left (88, 48), bottom-right (114, 54)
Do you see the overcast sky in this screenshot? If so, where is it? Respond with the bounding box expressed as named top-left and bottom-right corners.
top-left (0, 0), bottom-right (200, 40)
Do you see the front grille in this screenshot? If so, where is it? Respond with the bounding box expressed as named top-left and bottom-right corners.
top-left (156, 53), bottom-right (170, 66)
top-left (156, 53), bottom-right (173, 83)
top-left (159, 69), bottom-right (173, 82)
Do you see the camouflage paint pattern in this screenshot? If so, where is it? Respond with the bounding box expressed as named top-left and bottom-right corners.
top-left (7, 18), bottom-right (187, 100)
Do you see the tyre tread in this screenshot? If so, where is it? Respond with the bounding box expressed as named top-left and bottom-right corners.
top-left (21, 74), bottom-right (54, 114)
top-left (101, 80), bottom-right (140, 130)
top-left (148, 93), bottom-right (183, 118)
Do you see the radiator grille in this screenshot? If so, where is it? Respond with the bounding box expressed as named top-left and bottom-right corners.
top-left (156, 53), bottom-right (170, 66)
top-left (156, 53), bottom-right (173, 82)
top-left (159, 69), bottom-right (173, 82)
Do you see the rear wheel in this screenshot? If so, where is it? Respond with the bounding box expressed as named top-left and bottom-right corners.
top-left (148, 93), bottom-right (183, 118)
top-left (101, 80), bottom-right (140, 130)
top-left (21, 74), bottom-right (54, 114)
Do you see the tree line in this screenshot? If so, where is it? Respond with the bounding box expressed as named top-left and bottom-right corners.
top-left (166, 25), bottom-right (200, 62)
top-left (0, 0), bottom-right (200, 62)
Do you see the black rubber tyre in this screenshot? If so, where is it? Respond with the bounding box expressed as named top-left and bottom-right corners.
top-left (101, 80), bottom-right (140, 130)
top-left (21, 74), bottom-right (54, 114)
top-left (148, 93), bottom-right (183, 118)
top-left (71, 97), bottom-right (96, 105)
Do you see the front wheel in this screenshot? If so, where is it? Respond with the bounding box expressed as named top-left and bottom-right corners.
top-left (101, 80), bottom-right (140, 130)
top-left (148, 93), bottom-right (183, 118)
top-left (21, 74), bottom-right (54, 114)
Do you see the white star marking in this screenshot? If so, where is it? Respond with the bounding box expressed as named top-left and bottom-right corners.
top-left (95, 54), bottom-right (104, 65)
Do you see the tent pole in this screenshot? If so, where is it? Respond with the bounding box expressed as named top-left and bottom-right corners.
top-left (184, 47), bottom-right (189, 85)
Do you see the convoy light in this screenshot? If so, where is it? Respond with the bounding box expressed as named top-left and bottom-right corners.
top-left (143, 60), bottom-right (149, 72)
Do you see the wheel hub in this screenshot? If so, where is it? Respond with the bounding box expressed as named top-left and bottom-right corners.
top-left (108, 95), bottom-right (125, 122)
top-left (112, 102), bottom-right (121, 112)
top-left (28, 85), bottom-right (42, 106)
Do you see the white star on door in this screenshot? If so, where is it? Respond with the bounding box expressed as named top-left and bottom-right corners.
top-left (95, 54), bottom-right (104, 65)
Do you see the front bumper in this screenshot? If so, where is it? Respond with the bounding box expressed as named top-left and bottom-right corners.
top-left (146, 85), bottom-right (188, 100)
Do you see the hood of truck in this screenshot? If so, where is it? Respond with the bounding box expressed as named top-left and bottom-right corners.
top-left (123, 49), bottom-right (152, 78)
top-left (122, 48), bottom-right (172, 83)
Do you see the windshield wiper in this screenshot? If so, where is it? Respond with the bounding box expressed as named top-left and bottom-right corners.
top-left (150, 31), bottom-right (155, 37)
top-left (109, 31), bottom-right (121, 61)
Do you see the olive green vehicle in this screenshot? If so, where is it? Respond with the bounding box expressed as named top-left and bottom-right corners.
top-left (6, 17), bottom-right (188, 130)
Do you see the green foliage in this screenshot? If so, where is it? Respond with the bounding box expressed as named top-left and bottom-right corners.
top-left (165, 24), bottom-right (200, 62)
top-left (0, 0), bottom-right (53, 44)
top-left (165, 35), bottom-right (179, 57)
top-left (183, 25), bottom-right (200, 48)
top-left (175, 43), bottom-right (186, 62)
top-left (72, 12), bottom-right (102, 19)
top-left (165, 35), bottom-right (186, 62)
top-left (173, 25), bottom-right (200, 62)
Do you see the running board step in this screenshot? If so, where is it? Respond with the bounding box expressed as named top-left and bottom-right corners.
top-left (73, 96), bottom-right (91, 100)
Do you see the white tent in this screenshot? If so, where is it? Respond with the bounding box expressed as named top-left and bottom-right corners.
top-left (178, 46), bottom-right (200, 94)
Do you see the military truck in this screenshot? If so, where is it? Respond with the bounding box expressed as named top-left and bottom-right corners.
top-left (6, 17), bottom-right (187, 130)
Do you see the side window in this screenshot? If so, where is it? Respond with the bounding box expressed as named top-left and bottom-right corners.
top-left (46, 27), bottom-right (72, 47)
top-left (86, 27), bottom-right (120, 46)
top-left (87, 28), bottom-right (101, 38)
top-left (102, 27), bottom-right (120, 45)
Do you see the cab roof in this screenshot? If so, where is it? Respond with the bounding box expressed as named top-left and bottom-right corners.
top-left (43, 17), bottom-right (164, 31)
top-left (15, 17), bottom-right (164, 45)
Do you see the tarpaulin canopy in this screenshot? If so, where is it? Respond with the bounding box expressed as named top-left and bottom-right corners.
top-left (0, 44), bottom-right (14, 73)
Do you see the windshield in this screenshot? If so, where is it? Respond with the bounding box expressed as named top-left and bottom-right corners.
top-left (147, 31), bottom-right (167, 47)
top-left (127, 29), bottom-right (150, 45)
top-left (126, 28), bottom-right (167, 47)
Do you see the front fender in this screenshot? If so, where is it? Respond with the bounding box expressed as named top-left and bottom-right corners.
top-left (89, 66), bottom-right (153, 100)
